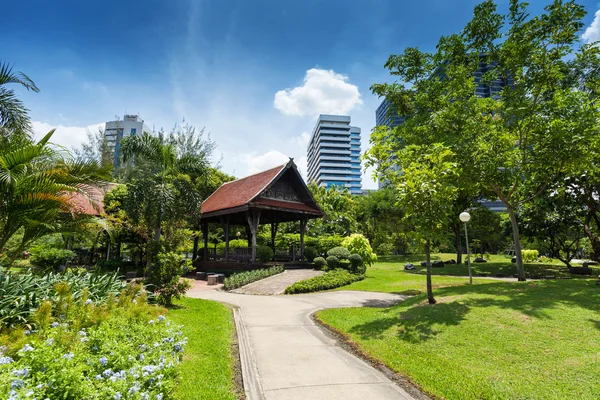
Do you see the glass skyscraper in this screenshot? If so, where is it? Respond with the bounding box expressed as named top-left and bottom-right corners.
top-left (307, 114), bottom-right (362, 195)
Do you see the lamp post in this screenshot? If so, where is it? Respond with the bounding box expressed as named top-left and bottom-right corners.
top-left (459, 211), bottom-right (473, 285)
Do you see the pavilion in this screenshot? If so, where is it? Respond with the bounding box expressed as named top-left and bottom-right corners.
top-left (196, 158), bottom-right (324, 270)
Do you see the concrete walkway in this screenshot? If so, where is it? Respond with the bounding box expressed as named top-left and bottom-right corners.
top-left (232, 269), bottom-right (323, 295)
top-left (187, 287), bottom-right (414, 400)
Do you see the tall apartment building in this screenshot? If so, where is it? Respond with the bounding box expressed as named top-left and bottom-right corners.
top-left (306, 114), bottom-right (362, 195)
top-left (104, 114), bottom-right (152, 169)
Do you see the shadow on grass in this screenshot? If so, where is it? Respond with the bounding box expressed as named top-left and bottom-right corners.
top-left (347, 279), bottom-right (600, 343)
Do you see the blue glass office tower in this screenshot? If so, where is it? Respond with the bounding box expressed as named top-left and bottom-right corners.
top-left (307, 114), bottom-right (362, 195)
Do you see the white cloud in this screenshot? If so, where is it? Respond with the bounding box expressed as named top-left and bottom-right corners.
top-left (274, 68), bottom-right (362, 117)
top-left (241, 150), bottom-right (291, 175)
top-left (288, 131), bottom-right (311, 148)
top-left (32, 121), bottom-right (104, 151)
top-left (583, 10), bottom-right (600, 44)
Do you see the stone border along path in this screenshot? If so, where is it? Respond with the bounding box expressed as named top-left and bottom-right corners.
top-left (187, 286), bottom-right (417, 400)
top-left (231, 269), bottom-right (323, 295)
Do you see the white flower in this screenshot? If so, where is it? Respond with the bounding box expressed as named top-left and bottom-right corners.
top-left (85, 299), bottom-right (93, 305)
top-left (21, 344), bottom-right (34, 352)
top-left (62, 353), bottom-right (74, 360)
top-left (0, 356), bottom-right (13, 365)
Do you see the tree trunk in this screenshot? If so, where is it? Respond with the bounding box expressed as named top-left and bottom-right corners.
top-left (455, 224), bottom-right (462, 264)
top-left (584, 214), bottom-right (600, 262)
top-left (425, 239), bottom-right (436, 304)
top-left (506, 204), bottom-right (526, 281)
top-left (146, 223), bottom-right (161, 273)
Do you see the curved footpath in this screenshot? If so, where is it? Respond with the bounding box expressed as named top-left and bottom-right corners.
top-left (188, 281), bottom-right (415, 400)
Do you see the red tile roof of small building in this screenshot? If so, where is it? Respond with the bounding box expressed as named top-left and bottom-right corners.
top-left (201, 164), bottom-right (286, 214)
top-left (64, 183), bottom-right (117, 216)
top-left (251, 198), bottom-right (321, 213)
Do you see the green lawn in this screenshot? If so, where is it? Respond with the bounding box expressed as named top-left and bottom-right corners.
top-left (337, 256), bottom-right (498, 294)
top-left (168, 297), bottom-right (240, 400)
top-left (377, 254), bottom-right (599, 279)
top-left (318, 279), bottom-right (600, 400)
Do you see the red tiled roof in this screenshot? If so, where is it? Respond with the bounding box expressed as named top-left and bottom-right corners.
top-left (252, 198), bottom-right (321, 213)
top-left (201, 164), bottom-right (286, 214)
top-left (64, 183), bottom-right (117, 216)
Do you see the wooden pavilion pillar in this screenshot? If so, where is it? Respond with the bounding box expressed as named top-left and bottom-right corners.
top-left (246, 210), bottom-right (261, 263)
top-left (202, 221), bottom-right (209, 262)
top-left (299, 219), bottom-right (307, 261)
top-left (224, 217), bottom-right (230, 261)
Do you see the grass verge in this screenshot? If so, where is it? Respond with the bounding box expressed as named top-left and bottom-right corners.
top-left (168, 297), bottom-right (241, 400)
top-left (318, 279), bottom-right (600, 400)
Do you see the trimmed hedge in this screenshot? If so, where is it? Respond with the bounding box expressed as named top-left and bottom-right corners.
top-left (257, 246), bottom-right (274, 262)
top-left (326, 255), bottom-right (339, 269)
top-left (284, 269), bottom-right (364, 294)
top-left (223, 265), bottom-right (284, 291)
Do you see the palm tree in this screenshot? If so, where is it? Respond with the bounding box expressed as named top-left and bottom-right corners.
top-left (120, 131), bottom-right (211, 271)
top-left (0, 62), bottom-right (40, 132)
top-left (0, 130), bottom-right (111, 269)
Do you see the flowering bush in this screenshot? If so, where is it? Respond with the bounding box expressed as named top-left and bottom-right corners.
top-left (0, 284), bottom-right (185, 400)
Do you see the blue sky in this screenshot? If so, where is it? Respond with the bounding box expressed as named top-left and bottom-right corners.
top-left (3, 0), bottom-right (600, 188)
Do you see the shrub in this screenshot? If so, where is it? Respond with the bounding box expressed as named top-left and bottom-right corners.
top-left (327, 247), bottom-right (351, 260)
top-left (376, 243), bottom-right (394, 256)
top-left (326, 255), bottom-right (339, 269)
top-left (223, 265), bottom-right (284, 291)
top-left (284, 269), bottom-right (365, 294)
top-left (147, 252), bottom-right (192, 306)
top-left (316, 235), bottom-right (345, 254)
top-left (341, 234), bottom-right (377, 266)
top-left (522, 249), bottom-right (539, 263)
top-left (216, 239), bottom-right (248, 253)
top-left (256, 246), bottom-right (274, 263)
top-left (304, 246), bottom-right (318, 262)
top-left (0, 284), bottom-right (185, 400)
top-left (0, 270), bottom-right (126, 329)
top-left (313, 257), bottom-right (327, 270)
top-left (348, 254), bottom-right (365, 274)
top-left (29, 245), bottom-right (75, 271)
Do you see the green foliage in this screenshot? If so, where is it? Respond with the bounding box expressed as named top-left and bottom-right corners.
top-left (366, 0), bottom-right (600, 279)
top-left (284, 269), bottom-right (365, 294)
top-left (341, 234), bottom-right (378, 266)
top-left (0, 284), bottom-right (185, 400)
top-left (146, 252), bottom-right (192, 306)
top-left (0, 270), bottom-right (126, 329)
top-left (29, 245), bottom-right (75, 271)
top-left (377, 243), bottom-right (395, 256)
top-left (522, 250), bottom-right (539, 263)
top-left (327, 246), bottom-right (351, 260)
top-left (348, 254), bottom-right (365, 275)
top-left (326, 255), bottom-right (339, 269)
top-left (223, 265), bottom-right (284, 291)
top-left (315, 235), bottom-right (344, 254)
top-left (313, 257), bottom-right (327, 270)
top-left (0, 130), bottom-right (111, 267)
top-left (216, 239), bottom-right (248, 253)
top-left (256, 246), bottom-right (274, 263)
top-left (307, 183), bottom-right (357, 237)
top-left (0, 62), bottom-right (40, 133)
top-left (304, 246), bottom-right (318, 262)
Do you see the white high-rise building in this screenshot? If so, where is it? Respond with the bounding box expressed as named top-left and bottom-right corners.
top-left (104, 114), bottom-right (152, 168)
top-left (306, 114), bottom-right (362, 195)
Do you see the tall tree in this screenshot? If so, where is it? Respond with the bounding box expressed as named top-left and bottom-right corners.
top-left (395, 144), bottom-right (458, 304)
top-left (120, 128), bottom-right (213, 270)
top-left (367, 0), bottom-right (598, 280)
